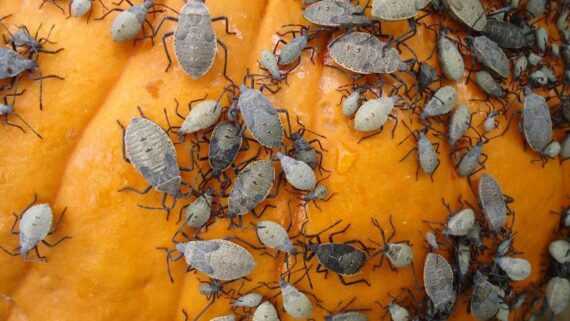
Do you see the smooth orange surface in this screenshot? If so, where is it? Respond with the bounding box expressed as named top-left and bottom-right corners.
top-left (0, 1), bottom-right (567, 321)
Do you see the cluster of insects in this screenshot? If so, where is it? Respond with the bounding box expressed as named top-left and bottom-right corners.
top-left (0, 0), bottom-right (569, 320)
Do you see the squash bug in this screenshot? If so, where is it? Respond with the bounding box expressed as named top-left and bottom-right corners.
top-left (159, 239), bottom-right (256, 282)
top-left (152, 0), bottom-right (236, 81)
top-left (0, 194), bottom-right (71, 262)
top-left (299, 220), bottom-right (371, 287)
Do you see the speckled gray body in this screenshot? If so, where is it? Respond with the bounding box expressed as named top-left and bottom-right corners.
top-left (495, 257), bottom-right (531, 281)
top-left (446, 208), bottom-right (475, 236)
top-left (0, 48), bottom-right (38, 79)
top-left (238, 86), bottom-right (284, 148)
top-left (422, 86), bottom-right (456, 119)
top-left (483, 19), bottom-right (525, 49)
top-left (179, 239), bottom-right (256, 280)
top-left (328, 32), bottom-right (404, 74)
top-left (111, 1), bottom-right (151, 41)
top-left (277, 152), bottom-right (316, 191)
top-left (233, 293), bottom-right (263, 308)
top-left (124, 117), bottom-right (181, 195)
top-left (174, 0), bottom-right (217, 79)
top-left (438, 35), bottom-right (464, 81)
top-left (325, 311), bottom-right (368, 321)
top-left (418, 132), bottom-right (439, 175)
top-left (260, 50), bottom-right (281, 80)
top-left (256, 220), bottom-right (295, 253)
top-left (184, 192), bottom-right (212, 228)
top-left (303, 0), bottom-right (371, 27)
top-left (280, 280), bottom-right (312, 319)
top-left (471, 36), bottom-right (510, 78)
top-left (314, 243), bottom-right (367, 275)
top-left (179, 100), bottom-right (222, 135)
top-left (228, 160), bottom-right (275, 216)
top-left (372, 0), bottom-right (430, 20)
top-left (475, 71), bottom-right (505, 97)
top-left (423, 253), bottom-right (455, 308)
top-left (253, 301), bottom-right (279, 321)
top-left (546, 277), bottom-right (570, 314)
top-left (278, 35), bottom-right (308, 65)
top-left (354, 96), bottom-right (395, 132)
top-left (442, 0), bottom-right (487, 31)
top-left (71, 0), bottom-right (92, 17)
top-left (386, 243), bottom-right (414, 268)
top-left (209, 122), bottom-right (242, 174)
top-left (426, 232), bottom-right (439, 250)
top-left (522, 91), bottom-right (553, 152)
top-left (471, 272), bottom-right (500, 320)
top-left (343, 91), bottom-right (360, 116)
top-left (449, 104), bottom-right (470, 146)
top-left (478, 174), bottom-right (507, 232)
top-left (419, 64), bottom-right (438, 90)
top-left (19, 204), bottom-right (52, 255)
top-left (457, 142), bottom-right (483, 177)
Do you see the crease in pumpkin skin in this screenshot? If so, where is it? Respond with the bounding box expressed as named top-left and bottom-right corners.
top-left (4, 44), bottom-right (136, 321)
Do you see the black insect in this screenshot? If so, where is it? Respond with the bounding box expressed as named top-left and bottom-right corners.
top-left (298, 220), bottom-right (371, 287)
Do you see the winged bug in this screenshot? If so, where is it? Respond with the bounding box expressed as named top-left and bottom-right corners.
top-left (477, 173), bottom-right (513, 233)
top-left (298, 220), bottom-right (371, 287)
top-left (327, 32), bottom-right (416, 93)
top-left (423, 252), bottom-right (456, 310)
top-left (448, 104), bottom-right (471, 147)
top-left (483, 19), bottom-right (526, 49)
top-left (158, 238), bottom-right (256, 282)
top-left (466, 36), bottom-right (510, 79)
top-left (469, 271), bottom-right (501, 320)
top-left (442, 0), bottom-right (487, 31)
top-left (226, 159), bottom-right (277, 227)
top-left (303, 0), bottom-right (372, 28)
top-left (371, 0), bottom-right (431, 48)
top-left (0, 194), bottom-right (71, 262)
top-left (151, 0), bottom-right (236, 81)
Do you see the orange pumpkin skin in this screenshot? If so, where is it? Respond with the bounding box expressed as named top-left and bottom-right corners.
top-left (0, 1), bottom-right (567, 321)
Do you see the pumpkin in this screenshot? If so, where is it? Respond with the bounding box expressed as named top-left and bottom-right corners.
top-left (0, 1), bottom-right (567, 321)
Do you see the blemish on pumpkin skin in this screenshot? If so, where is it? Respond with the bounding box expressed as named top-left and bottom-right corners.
top-left (145, 80), bottom-right (163, 99)
top-left (337, 145), bottom-right (357, 174)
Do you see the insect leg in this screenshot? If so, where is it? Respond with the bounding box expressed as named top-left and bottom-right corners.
top-left (42, 235), bottom-right (72, 247)
top-left (210, 16), bottom-right (236, 35)
top-left (338, 275), bottom-right (371, 287)
top-left (118, 184), bottom-right (152, 194)
top-left (94, 8), bottom-right (124, 20)
top-left (161, 31), bottom-right (175, 72)
top-left (49, 207), bottom-right (67, 234)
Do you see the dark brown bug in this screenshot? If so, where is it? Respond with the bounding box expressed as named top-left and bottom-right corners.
top-left (299, 220), bottom-right (371, 287)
